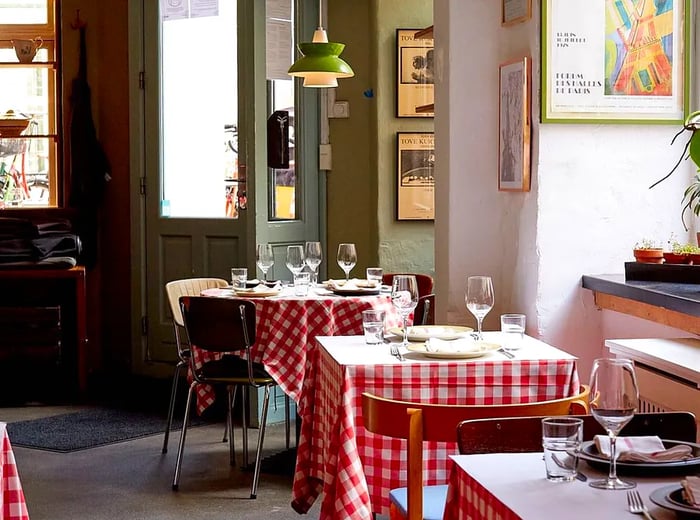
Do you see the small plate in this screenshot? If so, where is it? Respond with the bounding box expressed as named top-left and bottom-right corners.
top-left (330, 287), bottom-right (381, 296)
top-left (232, 287), bottom-right (281, 298)
top-left (387, 325), bottom-right (474, 342)
top-left (650, 485), bottom-right (700, 517)
top-left (579, 439), bottom-right (700, 475)
top-left (406, 341), bottom-right (499, 359)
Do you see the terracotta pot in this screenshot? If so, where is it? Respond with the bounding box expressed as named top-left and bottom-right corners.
top-left (663, 252), bottom-right (690, 264)
top-left (633, 248), bottom-right (664, 263)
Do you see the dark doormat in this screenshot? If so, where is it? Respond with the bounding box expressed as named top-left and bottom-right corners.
top-left (258, 447), bottom-right (297, 477)
top-left (6, 407), bottom-right (210, 453)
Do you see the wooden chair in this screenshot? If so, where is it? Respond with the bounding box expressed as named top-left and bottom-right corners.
top-left (163, 277), bottom-right (229, 454)
top-left (173, 296), bottom-right (277, 499)
top-left (360, 386), bottom-right (589, 520)
top-left (456, 411), bottom-right (697, 455)
top-left (383, 273), bottom-right (434, 298)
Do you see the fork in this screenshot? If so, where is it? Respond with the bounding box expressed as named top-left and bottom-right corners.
top-left (386, 340), bottom-right (405, 362)
top-left (627, 489), bottom-right (655, 520)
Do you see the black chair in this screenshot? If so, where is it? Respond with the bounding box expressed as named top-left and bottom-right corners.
top-left (414, 294), bottom-right (435, 326)
top-left (173, 295), bottom-right (276, 499)
top-left (456, 411), bottom-right (697, 455)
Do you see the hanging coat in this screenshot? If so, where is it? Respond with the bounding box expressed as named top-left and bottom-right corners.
top-left (68, 26), bottom-right (111, 268)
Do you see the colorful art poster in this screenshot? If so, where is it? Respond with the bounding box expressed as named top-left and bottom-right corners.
top-left (542, 0), bottom-right (688, 123)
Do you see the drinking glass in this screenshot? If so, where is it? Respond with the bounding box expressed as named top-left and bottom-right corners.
top-left (336, 243), bottom-right (357, 282)
top-left (304, 241), bottom-right (323, 285)
top-left (588, 357), bottom-right (639, 490)
top-left (285, 245), bottom-right (305, 279)
top-left (391, 275), bottom-right (419, 347)
top-left (465, 276), bottom-right (494, 340)
top-left (256, 244), bottom-right (274, 282)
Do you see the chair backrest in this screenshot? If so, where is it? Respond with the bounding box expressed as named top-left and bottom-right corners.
top-left (456, 411), bottom-right (697, 454)
top-left (179, 296), bottom-right (256, 355)
top-left (382, 273), bottom-right (434, 298)
top-left (360, 386), bottom-right (589, 520)
top-left (165, 277), bottom-right (229, 327)
top-left (414, 293), bottom-right (435, 326)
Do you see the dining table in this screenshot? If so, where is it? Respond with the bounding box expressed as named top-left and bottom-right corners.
top-left (196, 284), bottom-right (403, 415)
top-left (291, 332), bottom-right (582, 519)
top-left (443, 451), bottom-right (691, 519)
top-left (0, 422), bottom-right (29, 520)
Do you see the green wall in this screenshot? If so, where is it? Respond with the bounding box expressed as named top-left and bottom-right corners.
top-left (327, 0), bottom-right (434, 279)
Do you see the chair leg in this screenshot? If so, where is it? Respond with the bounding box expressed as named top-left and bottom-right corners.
top-left (162, 360), bottom-right (185, 454)
top-left (284, 394), bottom-right (291, 449)
top-left (241, 385), bottom-right (249, 470)
top-left (172, 382), bottom-right (196, 491)
top-left (250, 384), bottom-right (271, 499)
top-left (227, 385), bottom-right (238, 466)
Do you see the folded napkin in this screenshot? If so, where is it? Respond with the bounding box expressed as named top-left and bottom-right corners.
top-left (594, 435), bottom-right (693, 462)
top-left (425, 337), bottom-right (480, 353)
top-left (327, 278), bottom-right (376, 290)
top-left (681, 476), bottom-right (700, 508)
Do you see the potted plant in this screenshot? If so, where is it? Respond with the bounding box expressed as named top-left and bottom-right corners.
top-left (663, 234), bottom-right (697, 264)
top-left (650, 110), bottom-right (700, 232)
top-left (633, 239), bottom-right (664, 264)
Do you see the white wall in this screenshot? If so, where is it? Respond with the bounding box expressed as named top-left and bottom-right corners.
top-left (435, 0), bottom-right (695, 378)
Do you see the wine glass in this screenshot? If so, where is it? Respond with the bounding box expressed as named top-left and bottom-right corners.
top-left (256, 244), bottom-right (274, 282)
top-left (304, 241), bottom-right (323, 285)
top-left (391, 275), bottom-right (419, 348)
top-left (285, 245), bottom-right (305, 279)
top-left (465, 276), bottom-right (494, 340)
top-left (588, 357), bottom-right (639, 490)
top-left (336, 243), bottom-right (357, 282)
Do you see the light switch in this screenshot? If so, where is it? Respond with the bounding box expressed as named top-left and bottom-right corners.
top-left (332, 101), bottom-right (350, 118)
top-left (319, 144), bottom-right (332, 170)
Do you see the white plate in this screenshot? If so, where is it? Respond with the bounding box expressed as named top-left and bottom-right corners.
top-left (232, 287), bottom-right (281, 298)
top-left (406, 341), bottom-right (499, 359)
top-left (388, 325), bottom-right (474, 342)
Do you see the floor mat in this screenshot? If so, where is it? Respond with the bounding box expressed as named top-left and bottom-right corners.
top-left (6, 407), bottom-right (209, 453)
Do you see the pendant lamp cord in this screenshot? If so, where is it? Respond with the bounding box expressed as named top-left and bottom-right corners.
top-left (318, 0), bottom-right (323, 29)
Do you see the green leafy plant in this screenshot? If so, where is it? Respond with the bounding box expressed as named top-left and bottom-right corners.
top-left (650, 110), bottom-right (700, 231)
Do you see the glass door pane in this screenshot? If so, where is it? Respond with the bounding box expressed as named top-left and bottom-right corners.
top-left (160, 3), bottom-right (239, 218)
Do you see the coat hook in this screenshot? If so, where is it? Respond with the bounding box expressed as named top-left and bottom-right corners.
top-left (71, 9), bottom-right (86, 30)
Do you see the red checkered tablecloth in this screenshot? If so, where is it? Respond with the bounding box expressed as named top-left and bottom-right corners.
top-left (291, 335), bottom-right (580, 519)
top-left (194, 288), bottom-right (403, 415)
top-left (0, 423), bottom-right (29, 520)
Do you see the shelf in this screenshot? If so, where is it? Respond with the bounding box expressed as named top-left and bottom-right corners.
top-left (414, 26), bottom-right (433, 40)
top-left (0, 61), bottom-right (56, 69)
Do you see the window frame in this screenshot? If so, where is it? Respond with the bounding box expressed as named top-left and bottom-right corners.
top-left (0, 0), bottom-right (61, 209)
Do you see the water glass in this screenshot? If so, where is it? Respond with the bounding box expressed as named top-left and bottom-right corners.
top-left (304, 241), bottom-right (323, 284)
top-left (231, 267), bottom-right (248, 289)
top-left (542, 417), bottom-right (583, 482)
top-left (362, 309), bottom-right (385, 344)
top-left (294, 272), bottom-right (311, 296)
top-left (366, 267), bottom-right (383, 286)
top-left (500, 313), bottom-right (526, 350)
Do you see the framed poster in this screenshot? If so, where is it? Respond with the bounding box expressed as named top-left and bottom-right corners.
top-left (499, 57), bottom-right (531, 192)
top-left (396, 133), bottom-right (434, 220)
top-left (541, 0), bottom-right (690, 124)
top-left (396, 29), bottom-right (434, 118)
top-left (502, 0), bottom-right (531, 26)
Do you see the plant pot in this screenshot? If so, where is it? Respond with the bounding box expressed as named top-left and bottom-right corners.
top-left (633, 248), bottom-right (664, 264)
top-left (663, 252), bottom-right (690, 264)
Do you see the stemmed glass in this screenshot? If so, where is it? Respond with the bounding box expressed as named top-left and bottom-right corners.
top-left (336, 243), bottom-right (357, 282)
top-left (285, 245), bottom-right (305, 279)
top-left (588, 357), bottom-right (639, 490)
top-left (391, 275), bottom-right (419, 348)
top-left (256, 244), bottom-right (274, 282)
top-left (304, 241), bottom-right (323, 285)
top-left (465, 276), bottom-right (494, 340)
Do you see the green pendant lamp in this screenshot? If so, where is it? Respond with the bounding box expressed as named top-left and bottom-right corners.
top-left (288, 0), bottom-right (354, 88)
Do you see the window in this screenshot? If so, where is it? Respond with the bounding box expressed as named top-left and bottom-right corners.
top-left (0, 0), bottom-right (59, 208)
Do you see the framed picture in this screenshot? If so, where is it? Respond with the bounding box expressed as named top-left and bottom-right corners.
top-left (502, 0), bottom-right (531, 26)
top-left (396, 132), bottom-right (434, 220)
top-left (396, 29), bottom-right (434, 118)
top-left (499, 57), bottom-right (531, 192)
top-left (541, 0), bottom-right (690, 124)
